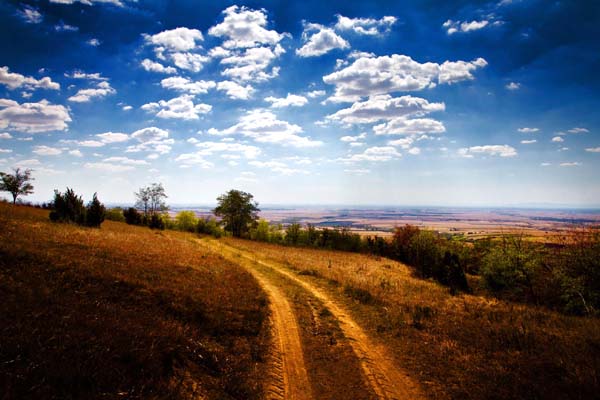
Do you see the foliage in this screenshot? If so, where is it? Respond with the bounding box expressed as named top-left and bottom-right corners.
top-left (134, 183), bottom-right (168, 219)
top-left (49, 188), bottom-right (86, 225)
top-left (175, 210), bottom-right (197, 232)
top-left (148, 213), bottom-right (165, 230)
top-left (85, 193), bottom-right (106, 228)
top-left (214, 189), bottom-right (260, 237)
top-left (197, 217), bottom-right (224, 238)
top-left (0, 168), bottom-right (34, 204)
top-left (105, 207), bottom-right (125, 222)
top-left (123, 207), bottom-right (142, 225)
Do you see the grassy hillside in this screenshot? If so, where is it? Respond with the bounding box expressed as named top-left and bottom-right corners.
top-left (224, 237), bottom-right (600, 400)
top-left (0, 204), bottom-right (269, 399)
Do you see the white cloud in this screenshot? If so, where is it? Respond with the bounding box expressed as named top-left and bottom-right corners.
top-left (55, 21), bottom-right (78, 31)
top-left (96, 132), bottom-right (129, 143)
top-left (103, 156), bottom-right (148, 165)
top-left (518, 127), bottom-right (539, 133)
top-left (0, 99), bottom-right (71, 133)
top-left (265, 93), bottom-right (308, 108)
top-left (141, 95), bottom-right (211, 120)
top-left (69, 149), bottom-right (83, 157)
top-left (122, 105), bottom-right (132, 111)
top-left (340, 132), bottom-right (366, 142)
top-left (144, 27), bottom-right (203, 52)
top-left (87, 38), bottom-right (101, 46)
top-left (78, 140), bottom-right (105, 147)
top-left (344, 168), bottom-right (370, 175)
top-left (170, 52), bottom-right (210, 72)
top-left (68, 81), bottom-right (115, 102)
top-left (307, 90), bottom-right (326, 98)
top-left (0, 132), bottom-right (12, 139)
top-left (140, 59), bottom-right (177, 74)
top-left (585, 147), bottom-right (600, 153)
top-left (458, 145), bottom-right (517, 158)
top-left (174, 153), bottom-right (214, 169)
top-left (50, 0), bottom-right (128, 6)
top-left (506, 82), bottom-right (520, 90)
top-left (65, 71), bottom-right (107, 81)
top-left (249, 160), bottom-right (306, 175)
top-left (192, 141), bottom-right (261, 159)
top-left (540, 162), bottom-right (551, 166)
top-left (560, 162), bottom-right (581, 167)
top-left (219, 46), bottom-right (283, 82)
top-left (131, 127), bottom-right (169, 143)
top-left (208, 5), bottom-right (286, 49)
top-left (33, 145), bottom-right (62, 156)
top-left (443, 19), bottom-right (489, 35)
top-left (568, 127), bottom-right (589, 134)
top-left (327, 94), bottom-right (445, 124)
top-left (160, 76), bottom-right (216, 94)
top-left (0, 66), bottom-right (60, 91)
top-left (335, 15), bottom-right (397, 36)
top-left (374, 117), bottom-right (446, 135)
top-left (18, 5), bottom-right (43, 24)
top-left (296, 23), bottom-right (349, 57)
top-left (127, 127), bottom-right (173, 154)
top-left (408, 147), bottom-right (421, 155)
top-left (208, 109), bottom-right (322, 148)
top-left (387, 137), bottom-right (414, 149)
top-left (551, 136), bottom-right (564, 142)
top-left (0, 148), bottom-right (12, 153)
top-left (84, 162), bottom-right (135, 172)
top-left (323, 55), bottom-right (487, 101)
top-left (14, 159), bottom-right (41, 167)
top-left (216, 81), bottom-right (255, 100)
top-left (338, 146), bottom-right (402, 163)
top-left (520, 139), bottom-right (537, 144)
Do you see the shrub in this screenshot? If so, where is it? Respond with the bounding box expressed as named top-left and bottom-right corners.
top-left (123, 207), bottom-right (143, 225)
top-left (175, 211), bottom-right (197, 232)
top-left (148, 214), bottom-right (165, 230)
top-left (105, 207), bottom-right (125, 222)
top-left (197, 217), bottom-right (223, 238)
top-left (85, 193), bottom-right (105, 228)
top-left (49, 188), bottom-right (86, 225)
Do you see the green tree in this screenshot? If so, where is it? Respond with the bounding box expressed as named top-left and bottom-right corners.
top-left (214, 190), bottom-right (260, 237)
top-left (285, 223), bottom-right (301, 245)
top-left (175, 211), bottom-right (197, 232)
top-left (86, 193), bottom-right (106, 227)
top-left (0, 168), bottom-right (34, 204)
top-left (49, 188), bottom-right (86, 224)
top-left (254, 219), bottom-right (270, 241)
top-left (135, 183), bottom-right (168, 221)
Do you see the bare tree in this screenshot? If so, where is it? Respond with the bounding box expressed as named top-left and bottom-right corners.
top-left (0, 168), bottom-right (34, 204)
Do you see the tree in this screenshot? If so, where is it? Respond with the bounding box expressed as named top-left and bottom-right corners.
top-left (175, 211), bottom-right (197, 232)
top-left (123, 207), bottom-right (142, 225)
top-left (135, 183), bottom-right (168, 221)
top-left (213, 189), bottom-right (259, 237)
top-left (0, 168), bottom-right (34, 204)
top-left (86, 193), bottom-right (106, 227)
top-left (49, 188), bottom-right (86, 224)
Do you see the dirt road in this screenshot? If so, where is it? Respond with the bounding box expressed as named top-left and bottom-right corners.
top-left (199, 237), bottom-right (424, 400)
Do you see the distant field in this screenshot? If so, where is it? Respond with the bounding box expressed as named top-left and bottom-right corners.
top-left (173, 205), bottom-right (600, 241)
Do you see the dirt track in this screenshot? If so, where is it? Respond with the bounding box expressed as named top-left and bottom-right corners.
top-left (199, 238), bottom-right (424, 400)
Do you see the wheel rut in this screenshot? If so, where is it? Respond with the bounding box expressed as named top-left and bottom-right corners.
top-left (200, 238), bottom-right (424, 400)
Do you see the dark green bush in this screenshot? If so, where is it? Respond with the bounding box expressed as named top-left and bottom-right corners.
top-left (49, 188), bottom-right (86, 225)
top-left (123, 207), bottom-right (142, 225)
top-left (105, 207), bottom-right (125, 222)
top-left (85, 193), bottom-right (105, 228)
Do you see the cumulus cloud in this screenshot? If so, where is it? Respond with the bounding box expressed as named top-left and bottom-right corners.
top-left (32, 145), bottom-right (62, 156)
top-left (141, 95), bottom-right (211, 120)
top-left (458, 145), bottom-right (517, 158)
top-left (160, 76), bottom-right (216, 94)
top-left (127, 127), bottom-right (173, 154)
top-left (568, 127), bottom-right (589, 134)
top-left (0, 132), bottom-right (12, 139)
top-left (551, 136), bottom-right (564, 142)
top-left (64, 71), bottom-right (107, 81)
top-left (520, 139), bottom-right (537, 144)
top-left (208, 109), bottom-right (322, 148)
top-left (323, 55), bottom-right (487, 101)
top-left (144, 27), bottom-right (203, 52)
top-left (335, 15), bottom-right (396, 35)
top-left (103, 156), bottom-right (148, 165)
top-left (518, 127), bottom-right (539, 133)
top-left (338, 146), bottom-right (402, 163)
top-left (84, 162), bottom-right (135, 172)
top-left (585, 147), bottom-right (600, 153)
top-left (96, 132), bottom-right (129, 143)
top-left (18, 5), bottom-right (43, 24)
top-left (249, 160), bottom-right (306, 175)
top-left (0, 99), bottom-right (71, 133)
top-left (0, 66), bottom-right (60, 91)
top-left (55, 21), bottom-right (78, 31)
top-left (374, 117), bottom-right (445, 135)
top-left (296, 23), bottom-right (350, 57)
top-left (69, 149), bottom-right (83, 157)
top-left (140, 59), bottom-right (177, 74)
top-left (208, 5), bottom-right (286, 49)
top-left (506, 82), bottom-right (520, 90)
top-left (50, 0), bottom-right (128, 6)
top-left (68, 81), bottom-right (115, 102)
top-left (340, 132), bottom-right (366, 142)
top-left (216, 81), bottom-right (254, 100)
top-left (443, 19), bottom-right (489, 35)
top-left (560, 162), bottom-right (581, 167)
top-left (327, 94), bottom-right (445, 124)
top-left (219, 46), bottom-right (283, 82)
top-left (265, 93), bottom-right (308, 108)
top-left (170, 52), bottom-right (210, 72)
top-left (180, 141), bottom-right (262, 161)
top-left (87, 38), bottom-right (101, 46)
top-left (307, 90), bottom-right (326, 98)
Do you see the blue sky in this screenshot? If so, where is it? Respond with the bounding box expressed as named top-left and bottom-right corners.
top-left (1, 0), bottom-right (599, 207)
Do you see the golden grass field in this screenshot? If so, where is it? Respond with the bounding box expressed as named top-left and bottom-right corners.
top-left (0, 204), bottom-right (269, 399)
top-left (223, 237), bottom-right (600, 400)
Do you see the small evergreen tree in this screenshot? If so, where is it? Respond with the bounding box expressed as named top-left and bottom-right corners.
top-left (123, 207), bottom-right (143, 225)
top-left (49, 188), bottom-right (86, 224)
top-left (86, 193), bottom-right (106, 227)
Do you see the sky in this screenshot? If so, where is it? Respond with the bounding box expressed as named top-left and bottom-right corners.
top-left (1, 0), bottom-right (599, 207)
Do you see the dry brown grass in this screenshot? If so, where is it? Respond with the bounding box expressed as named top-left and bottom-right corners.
top-left (223, 237), bottom-right (600, 400)
top-left (0, 204), bottom-right (269, 399)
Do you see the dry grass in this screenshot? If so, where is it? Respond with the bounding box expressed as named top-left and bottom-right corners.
top-left (223, 237), bottom-right (600, 400)
top-left (0, 204), bottom-right (269, 399)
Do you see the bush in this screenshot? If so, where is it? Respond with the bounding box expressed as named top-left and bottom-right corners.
top-left (49, 188), bottom-right (86, 225)
top-left (175, 211), bottom-right (197, 232)
top-left (85, 193), bottom-right (105, 228)
top-left (105, 207), bottom-right (125, 222)
top-left (123, 207), bottom-right (142, 225)
top-left (197, 217), bottom-right (224, 238)
top-left (148, 214), bottom-right (165, 230)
